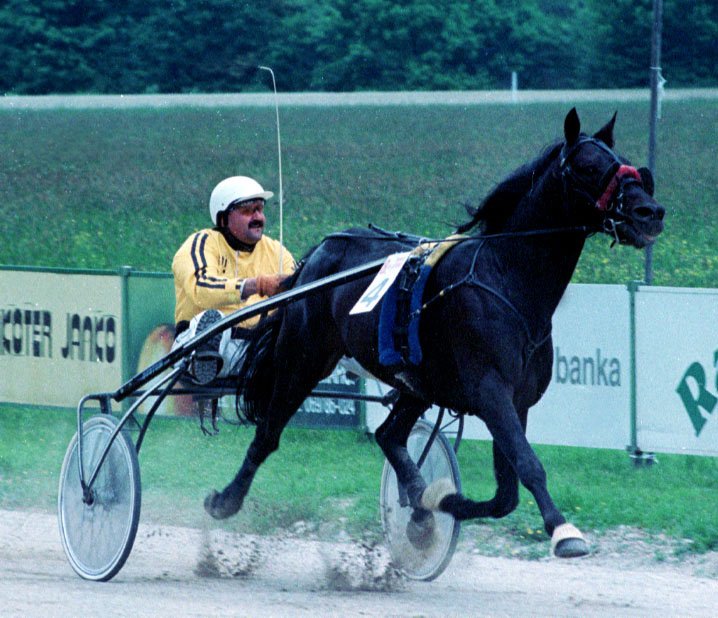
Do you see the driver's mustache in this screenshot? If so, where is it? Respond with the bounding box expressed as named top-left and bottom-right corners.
top-left (249, 221), bottom-right (264, 228)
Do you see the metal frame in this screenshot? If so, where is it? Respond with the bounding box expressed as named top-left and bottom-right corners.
top-left (74, 371), bottom-right (464, 501)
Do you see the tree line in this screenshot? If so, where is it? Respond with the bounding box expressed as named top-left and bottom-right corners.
top-left (1, 0), bottom-right (715, 95)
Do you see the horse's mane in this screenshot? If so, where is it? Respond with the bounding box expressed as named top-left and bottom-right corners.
top-left (456, 141), bottom-right (563, 234)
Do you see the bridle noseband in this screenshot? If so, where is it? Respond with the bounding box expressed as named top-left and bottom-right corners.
top-left (559, 136), bottom-right (645, 244)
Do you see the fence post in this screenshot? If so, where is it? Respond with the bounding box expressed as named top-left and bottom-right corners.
top-left (645, 0), bottom-right (664, 286)
top-left (627, 280), bottom-right (656, 466)
top-left (119, 266), bottom-right (133, 397)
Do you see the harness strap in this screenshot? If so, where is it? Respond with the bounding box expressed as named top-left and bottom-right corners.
top-left (378, 235), bottom-right (467, 367)
top-left (410, 240), bottom-right (552, 365)
top-left (410, 233), bottom-right (467, 267)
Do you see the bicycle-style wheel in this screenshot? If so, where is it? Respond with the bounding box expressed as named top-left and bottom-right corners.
top-left (380, 418), bottom-right (461, 581)
top-left (58, 414), bottom-right (141, 581)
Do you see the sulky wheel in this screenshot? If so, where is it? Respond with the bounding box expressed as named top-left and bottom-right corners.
top-left (58, 414), bottom-right (141, 581)
top-left (380, 418), bottom-right (461, 581)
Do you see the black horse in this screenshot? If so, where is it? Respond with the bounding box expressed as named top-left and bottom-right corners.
top-left (205, 109), bottom-right (664, 558)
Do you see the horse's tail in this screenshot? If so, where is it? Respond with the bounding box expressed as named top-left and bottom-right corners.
top-left (235, 310), bottom-right (283, 425)
top-left (234, 246), bottom-right (319, 424)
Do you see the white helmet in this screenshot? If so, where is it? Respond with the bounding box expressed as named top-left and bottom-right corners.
top-left (209, 176), bottom-right (274, 224)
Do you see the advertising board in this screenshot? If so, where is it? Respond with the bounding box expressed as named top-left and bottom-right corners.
top-left (2, 267), bottom-right (716, 455)
top-left (634, 286), bottom-right (718, 456)
top-left (0, 267), bottom-right (362, 425)
top-left (293, 367), bottom-right (363, 429)
top-left (0, 269), bottom-right (123, 407)
top-left (527, 284), bottom-right (631, 449)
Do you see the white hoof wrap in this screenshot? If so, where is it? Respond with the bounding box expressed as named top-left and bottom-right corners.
top-left (551, 523), bottom-right (588, 557)
top-left (420, 478), bottom-right (456, 511)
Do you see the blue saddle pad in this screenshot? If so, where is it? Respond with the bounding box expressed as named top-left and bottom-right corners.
top-left (378, 264), bottom-right (432, 366)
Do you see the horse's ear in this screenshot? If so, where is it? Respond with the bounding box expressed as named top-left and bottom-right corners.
top-left (564, 108), bottom-right (580, 146)
top-left (594, 111), bottom-right (617, 148)
top-left (637, 167), bottom-right (655, 196)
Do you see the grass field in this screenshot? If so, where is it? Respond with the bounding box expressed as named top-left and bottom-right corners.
top-left (1, 406), bottom-right (717, 557)
top-left (1, 99), bottom-right (716, 287)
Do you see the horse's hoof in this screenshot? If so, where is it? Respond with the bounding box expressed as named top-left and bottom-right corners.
top-left (551, 523), bottom-right (589, 558)
top-left (420, 478), bottom-right (457, 511)
top-left (406, 510), bottom-right (436, 549)
top-left (204, 490), bottom-right (241, 520)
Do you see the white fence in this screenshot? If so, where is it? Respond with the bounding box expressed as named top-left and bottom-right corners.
top-left (0, 269), bottom-right (124, 407)
top-left (634, 286), bottom-right (718, 456)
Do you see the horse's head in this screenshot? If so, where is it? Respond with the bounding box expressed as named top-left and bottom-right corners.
top-left (559, 108), bottom-right (665, 248)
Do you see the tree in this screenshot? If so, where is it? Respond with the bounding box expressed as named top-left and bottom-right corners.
top-left (663, 0), bottom-right (718, 86)
top-left (0, 0), bottom-right (715, 94)
top-left (589, 0), bottom-right (653, 88)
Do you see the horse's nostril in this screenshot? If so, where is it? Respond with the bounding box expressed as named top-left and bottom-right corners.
top-left (634, 206), bottom-right (657, 220)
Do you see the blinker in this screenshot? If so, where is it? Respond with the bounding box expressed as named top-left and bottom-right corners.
top-left (637, 167), bottom-right (655, 197)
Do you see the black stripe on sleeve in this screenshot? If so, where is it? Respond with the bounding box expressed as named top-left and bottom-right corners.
top-left (192, 232), bottom-right (229, 289)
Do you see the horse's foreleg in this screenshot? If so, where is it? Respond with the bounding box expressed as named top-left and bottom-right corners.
top-left (440, 372), bottom-right (588, 557)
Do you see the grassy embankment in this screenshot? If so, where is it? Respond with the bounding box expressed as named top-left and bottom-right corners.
top-left (1, 100), bottom-right (716, 286)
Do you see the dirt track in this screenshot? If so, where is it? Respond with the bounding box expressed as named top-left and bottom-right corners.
top-left (2, 509), bottom-right (717, 617)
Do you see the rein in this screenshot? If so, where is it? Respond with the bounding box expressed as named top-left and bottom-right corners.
top-left (325, 223), bottom-right (596, 246)
top-left (326, 225), bottom-right (597, 365)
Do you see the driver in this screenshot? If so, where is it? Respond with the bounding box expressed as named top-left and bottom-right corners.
top-left (172, 175), bottom-right (295, 382)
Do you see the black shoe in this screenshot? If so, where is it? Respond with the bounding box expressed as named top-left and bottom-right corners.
top-left (191, 310), bottom-right (223, 384)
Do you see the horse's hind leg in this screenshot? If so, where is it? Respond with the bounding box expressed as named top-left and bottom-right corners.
top-left (205, 320), bottom-right (341, 520)
top-left (375, 393), bottom-right (431, 509)
top-left (204, 412), bottom-right (293, 519)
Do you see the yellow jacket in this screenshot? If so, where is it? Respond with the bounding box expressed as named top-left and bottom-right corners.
top-left (172, 228), bottom-right (295, 329)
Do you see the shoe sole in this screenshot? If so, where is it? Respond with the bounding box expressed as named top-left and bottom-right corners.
top-left (192, 310), bottom-right (223, 383)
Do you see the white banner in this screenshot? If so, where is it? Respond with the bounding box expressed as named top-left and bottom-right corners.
top-left (0, 270), bottom-right (123, 407)
top-left (635, 286), bottom-right (718, 456)
top-left (527, 284), bottom-right (631, 449)
top-left (3, 267), bottom-right (716, 458)
top-left (366, 284), bottom-right (632, 450)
